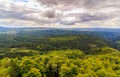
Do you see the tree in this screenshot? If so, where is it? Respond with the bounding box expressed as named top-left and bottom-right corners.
top-left (23, 68), bottom-right (41, 77)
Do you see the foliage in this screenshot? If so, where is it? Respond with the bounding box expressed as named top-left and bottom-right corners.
top-left (0, 30), bottom-right (120, 77)
top-left (0, 49), bottom-right (120, 77)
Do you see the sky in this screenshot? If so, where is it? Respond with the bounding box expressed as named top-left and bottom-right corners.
top-left (0, 0), bottom-right (120, 28)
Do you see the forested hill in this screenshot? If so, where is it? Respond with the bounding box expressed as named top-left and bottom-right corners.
top-left (0, 28), bottom-right (120, 77)
top-left (0, 29), bottom-right (115, 52)
top-left (1, 27), bottom-right (120, 50)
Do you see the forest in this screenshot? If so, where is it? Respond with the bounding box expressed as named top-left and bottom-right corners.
top-left (0, 28), bottom-right (120, 77)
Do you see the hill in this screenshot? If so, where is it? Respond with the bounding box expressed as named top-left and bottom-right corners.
top-left (0, 28), bottom-right (120, 77)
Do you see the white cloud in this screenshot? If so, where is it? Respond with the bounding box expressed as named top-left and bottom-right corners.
top-left (0, 0), bottom-right (120, 28)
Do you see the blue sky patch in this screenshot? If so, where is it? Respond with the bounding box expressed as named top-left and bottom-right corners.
top-left (11, 0), bottom-right (29, 2)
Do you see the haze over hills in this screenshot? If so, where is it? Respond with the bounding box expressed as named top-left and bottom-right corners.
top-left (1, 27), bottom-right (120, 40)
top-left (1, 26), bottom-right (120, 32)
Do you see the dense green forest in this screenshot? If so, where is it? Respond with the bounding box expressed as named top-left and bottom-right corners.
top-left (0, 28), bottom-right (120, 77)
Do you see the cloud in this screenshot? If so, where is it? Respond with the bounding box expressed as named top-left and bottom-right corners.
top-left (0, 0), bottom-right (120, 28)
top-left (37, 0), bottom-right (80, 6)
top-left (43, 9), bottom-right (62, 18)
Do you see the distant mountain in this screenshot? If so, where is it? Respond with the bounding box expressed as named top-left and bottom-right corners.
top-left (67, 28), bottom-right (120, 32)
top-left (0, 26), bottom-right (59, 32)
top-left (0, 26), bottom-right (10, 31)
top-left (1, 26), bottom-right (120, 32)
top-left (1, 26), bottom-right (120, 36)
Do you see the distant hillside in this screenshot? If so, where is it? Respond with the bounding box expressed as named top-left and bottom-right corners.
top-left (0, 27), bottom-right (10, 31)
top-left (1, 26), bottom-right (120, 32)
top-left (69, 28), bottom-right (120, 32)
